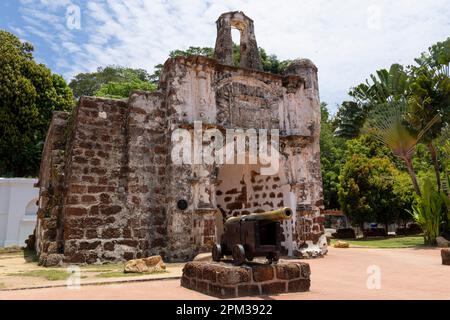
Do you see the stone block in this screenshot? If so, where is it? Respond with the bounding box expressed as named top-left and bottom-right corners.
top-left (209, 284), bottom-right (236, 298)
top-left (65, 207), bottom-right (87, 216)
top-left (79, 241), bottom-right (101, 250)
top-left (42, 254), bottom-right (64, 267)
top-left (237, 284), bottom-right (260, 296)
top-left (101, 228), bottom-right (121, 239)
top-left (202, 264), bottom-right (219, 282)
top-left (181, 276), bottom-right (191, 288)
top-left (441, 249), bottom-right (450, 265)
top-left (181, 262), bottom-right (311, 298)
top-left (252, 264), bottom-right (274, 282)
top-left (218, 267), bottom-right (251, 285)
top-left (288, 279), bottom-right (310, 292)
top-left (261, 281), bottom-right (287, 295)
top-left (299, 262), bottom-right (311, 278)
top-left (196, 280), bottom-right (208, 292)
top-left (275, 263), bottom-right (300, 280)
top-left (103, 242), bottom-right (115, 251)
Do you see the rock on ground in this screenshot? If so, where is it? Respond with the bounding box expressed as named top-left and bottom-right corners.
top-left (124, 255), bottom-right (166, 273)
top-left (333, 241), bottom-right (350, 248)
top-left (436, 236), bottom-right (450, 248)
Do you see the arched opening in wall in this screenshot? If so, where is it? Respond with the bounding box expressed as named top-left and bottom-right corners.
top-left (18, 199), bottom-right (38, 245)
top-left (231, 27), bottom-right (241, 66)
top-left (216, 164), bottom-right (285, 219)
top-left (214, 161), bottom-right (296, 253)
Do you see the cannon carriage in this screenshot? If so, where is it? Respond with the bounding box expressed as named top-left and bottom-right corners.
top-left (212, 207), bottom-right (293, 265)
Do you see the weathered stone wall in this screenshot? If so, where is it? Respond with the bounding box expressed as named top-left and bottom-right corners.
top-left (125, 91), bottom-right (168, 259)
top-left (62, 97), bottom-right (130, 264)
top-left (35, 11), bottom-right (325, 265)
top-left (160, 56), bottom-right (325, 258)
top-left (35, 112), bottom-right (68, 266)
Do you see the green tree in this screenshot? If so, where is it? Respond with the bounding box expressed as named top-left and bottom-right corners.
top-left (334, 101), bottom-right (367, 139)
top-left (320, 103), bottom-right (347, 209)
top-left (95, 80), bottom-right (156, 99)
top-left (345, 133), bottom-right (403, 168)
top-left (69, 66), bottom-right (153, 98)
top-left (346, 47), bottom-right (450, 192)
top-left (0, 30), bottom-right (73, 177)
top-left (338, 155), bottom-right (410, 231)
top-left (259, 48), bottom-right (291, 74)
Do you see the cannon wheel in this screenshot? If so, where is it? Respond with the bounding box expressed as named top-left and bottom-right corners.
top-left (267, 252), bottom-right (279, 264)
top-left (212, 244), bottom-right (222, 262)
top-left (232, 245), bottom-right (246, 266)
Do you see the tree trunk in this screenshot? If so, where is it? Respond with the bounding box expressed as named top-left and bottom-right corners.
top-left (404, 157), bottom-right (422, 196)
top-left (427, 143), bottom-right (441, 192)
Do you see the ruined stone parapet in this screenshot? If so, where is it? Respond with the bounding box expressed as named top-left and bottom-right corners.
top-left (214, 11), bottom-right (262, 71)
top-left (284, 59), bottom-right (319, 102)
top-left (181, 261), bottom-right (310, 298)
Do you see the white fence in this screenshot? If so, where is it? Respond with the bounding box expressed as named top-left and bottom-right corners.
top-left (0, 178), bottom-right (38, 247)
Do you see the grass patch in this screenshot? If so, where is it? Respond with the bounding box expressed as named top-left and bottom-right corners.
top-left (96, 270), bottom-right (168, 278)
top-left (95, 272), bottom-right (144, 278)
top-left (331, 236), bottom-right (425, 248)
top-left (7, 269), bottom-right (71, 281)
top-left (83, 268), bottom-right (116, 273)
top-left (82, 263), bottom-right (123, 271)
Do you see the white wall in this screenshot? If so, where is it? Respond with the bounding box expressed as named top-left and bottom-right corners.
top-left (0, 178), bottom-right (38, 247)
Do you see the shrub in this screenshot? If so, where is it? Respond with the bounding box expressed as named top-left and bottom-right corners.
top-left (409, 178), bottom-right (446, 245)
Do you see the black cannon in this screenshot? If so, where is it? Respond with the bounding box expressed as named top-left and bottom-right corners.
top-left (212, 207), bottom-right (293, 265)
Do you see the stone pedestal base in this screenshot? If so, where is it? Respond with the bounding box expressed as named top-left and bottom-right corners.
top-left (181, 261), bottom-right (310, 298)
top-left (442, 248), bottom-right (450, 265)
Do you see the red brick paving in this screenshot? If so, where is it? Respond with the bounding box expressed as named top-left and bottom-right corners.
top-left (1, 247), bottom-right (449, 300)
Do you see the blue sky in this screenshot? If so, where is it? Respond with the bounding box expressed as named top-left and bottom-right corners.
top-left (1, 0), bottom-right (450, 113)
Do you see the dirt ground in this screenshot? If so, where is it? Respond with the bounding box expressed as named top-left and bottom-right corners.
top-left (0, 247), bottom-right (449, 300)
top-left (0, 251), bottom-right (182, 290)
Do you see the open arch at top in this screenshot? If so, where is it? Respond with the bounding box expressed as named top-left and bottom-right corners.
top-left (214, 11), bottom-right (263, 70)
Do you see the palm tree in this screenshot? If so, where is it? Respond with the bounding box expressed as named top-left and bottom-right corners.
top-left (365, 101), bottom-right (440, 196)
top-left (350, 58), bottom-right (450, 192)
top-left (408, 38), bottom-right (450, 191)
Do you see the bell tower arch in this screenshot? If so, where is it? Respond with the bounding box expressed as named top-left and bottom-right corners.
top-left (214, 11), bottom-right (263, 71)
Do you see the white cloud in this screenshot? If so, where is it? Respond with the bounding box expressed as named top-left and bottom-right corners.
top-left (14, 0), bottom-right (450, 112)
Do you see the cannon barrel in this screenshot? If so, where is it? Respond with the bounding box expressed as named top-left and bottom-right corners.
top-left (225, 207), bottom-right (293, 225)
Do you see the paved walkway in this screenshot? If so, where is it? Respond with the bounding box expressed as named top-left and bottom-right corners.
top-left (1, 247), bottom-right (449, 300)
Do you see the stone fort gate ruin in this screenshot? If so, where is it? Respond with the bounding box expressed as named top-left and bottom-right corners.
top-left (34, 11), bottom-right (326, 266)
